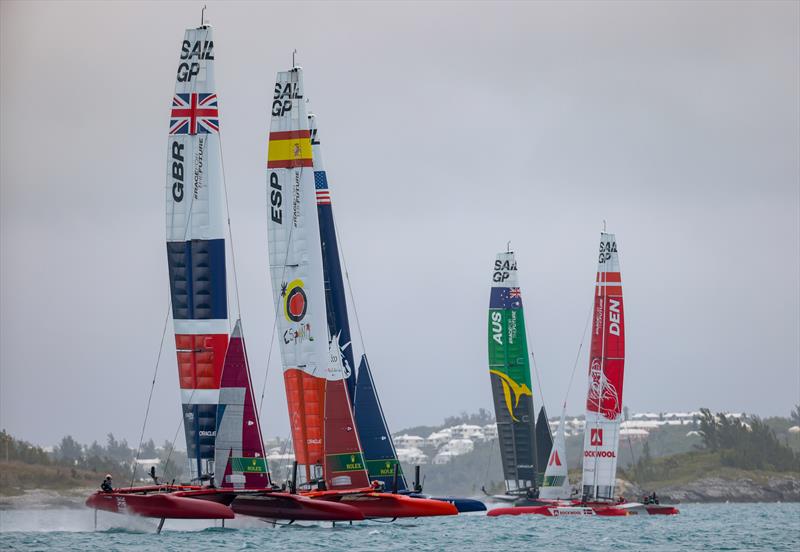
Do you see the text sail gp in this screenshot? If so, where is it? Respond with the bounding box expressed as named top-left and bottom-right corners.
top-left (581, 232), bottom-right (626, 501)
top-left (487, 250), bottom-right (547, 497)
top-left (165, 23), bottom-right (228, 480)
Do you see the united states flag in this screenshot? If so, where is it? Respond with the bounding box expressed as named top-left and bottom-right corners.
top-left (314, 171), bottom-right (331, 205)
top-left (170, 93), bottom-right (219, 135)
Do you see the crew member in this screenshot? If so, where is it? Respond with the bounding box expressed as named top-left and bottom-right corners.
top-left (101, 474), bottom-right (113, 493)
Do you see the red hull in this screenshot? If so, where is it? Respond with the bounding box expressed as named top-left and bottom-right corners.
top-left (646, 505), bottom-right (680, 515)
top-left (230, 492), bottom-right (365, 521)
top-left (487, 500), bottom-right (679, 517)
top-left (86, 487), bottom-right (234, 519)
top-left (305, 489), bottom-right (458, 518)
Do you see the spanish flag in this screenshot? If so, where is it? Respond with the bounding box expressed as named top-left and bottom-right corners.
top-left (268, 130), bottom-right (313, 168)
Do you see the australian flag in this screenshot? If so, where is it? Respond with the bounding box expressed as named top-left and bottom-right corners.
top-left (490, 286), bottom-right (523, 309)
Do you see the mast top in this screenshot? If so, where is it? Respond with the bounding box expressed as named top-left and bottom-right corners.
top-left (200, 5), bottom-right (207, 27)
top-left (506, 241), bottom-right (512, 254)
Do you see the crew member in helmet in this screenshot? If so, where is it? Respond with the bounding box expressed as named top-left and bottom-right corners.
top-left (101, 474), bottom-right (114, 493)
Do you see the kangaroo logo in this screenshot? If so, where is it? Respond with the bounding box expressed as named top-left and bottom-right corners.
top-left (490, 370), bottom-right (532, 422)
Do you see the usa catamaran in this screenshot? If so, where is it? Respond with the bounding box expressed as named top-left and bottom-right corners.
top-left (488, 233), bottom-right (679, 517)
top-left (305, 109), bottom-right (484, 513)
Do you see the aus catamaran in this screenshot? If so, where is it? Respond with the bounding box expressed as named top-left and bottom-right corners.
top-left (86, 20), bottom-right (366, 529)
top-left (488, 233), bottom-right (679, 517)
top-left (484, 248), bottom-right (553, 504)
top-left (265, 64), bottom-right (457, 519)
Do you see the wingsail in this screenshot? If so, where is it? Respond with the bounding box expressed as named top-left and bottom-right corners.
top-left (308, 112), bottom-right (357, 401)
top-left (214, 320), bottom-right (270, 489)
top-left (487, 251), bottom-right (537, 493)
top-left (165, 25), bottom-right (228, 480)
top-left (267, 68), bottom-right (368, 490)
top-left (266, 67), bottom-right (329, 483)
top-left (581, 232), bottom-right (625, 500)
top-left (535, 406), bottom-right (554, 485)
top-left (353, 355), bottom-right (406, 490)
top-left (539, 408), bottom-right (571, 500)
top-left (307, 111), bottom-right (404, 490)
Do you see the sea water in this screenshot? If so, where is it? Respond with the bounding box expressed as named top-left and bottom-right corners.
top-left (1, 503), bottom-right (798, 551)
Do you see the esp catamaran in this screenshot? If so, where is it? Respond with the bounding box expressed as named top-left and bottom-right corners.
top-left (488, 233), bottom-right (678, 517)
top-left (87, 21), bottom-right (365, 527)
top-left (484, 249), bottom-right (553, 503)
top-left (266, 66), bottom-right (456, 519)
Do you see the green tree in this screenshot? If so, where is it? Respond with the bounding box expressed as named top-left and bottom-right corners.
top-left (55, 435), bottom-right (84, 465)
top-left (791, 404), bottom-right (800, 426)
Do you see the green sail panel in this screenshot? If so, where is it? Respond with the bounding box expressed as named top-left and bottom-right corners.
top-left (488, 251), bottom-right (537, 493)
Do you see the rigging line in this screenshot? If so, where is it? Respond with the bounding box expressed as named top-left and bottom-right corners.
top-left (330, 209), bottom-right (367, 355)
top-left (531, 350), bottom-right (546, 413)
top-left (218, 125), bottom-right (242, 332)
top-left (483, 432), bottom-right (496, 487)
top-left (162, 410), bottom-right (187, 482)
top-left (563, 303), bottom-right (593, 408)
top-left (134, 64), bottom-right (204, 484)
top-left (258, 165), bottom-right (299, 414)
top-left (129, 302), bottom-right (172, 487)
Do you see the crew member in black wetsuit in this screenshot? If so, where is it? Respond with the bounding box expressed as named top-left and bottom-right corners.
top-left (101, 474), bottom-right (113, 493)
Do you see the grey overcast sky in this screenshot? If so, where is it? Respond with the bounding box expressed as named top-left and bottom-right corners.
top-left (1, 1), bottom-right (798, 448)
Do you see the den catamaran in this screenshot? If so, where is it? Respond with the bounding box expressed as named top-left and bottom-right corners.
top-left (485, 249), bottom-right (553, 503)
top-left (86, 21), bottom-right (365, 528)
top-left (309, 111), bottom-right (485, 513)
top-left (488, 233), bottom-right (679, 517)
top-left (266, 65), bottom-right (456, 519)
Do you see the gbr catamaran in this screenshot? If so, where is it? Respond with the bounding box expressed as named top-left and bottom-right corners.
top-left (87, 20), bottom-right (364, 527)
top-left (488, 233), bottom-right (679, 516)
top-left (266, 65), bottom-right (457, 519)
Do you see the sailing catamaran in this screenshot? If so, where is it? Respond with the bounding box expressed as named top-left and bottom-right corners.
top-left (488, 233), bottom-right (679, 516)
top-left (266, 66), bottom-right (457, 519)
top-left (306, 110), bottom-right (484, 513)
top-left (87, 21), bottom-right (364, 526)
top-left (485, 249), bottom-right (553, 502)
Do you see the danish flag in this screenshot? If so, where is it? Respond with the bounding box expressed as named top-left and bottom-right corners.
top-left (170, 93), bottom-right (219, 135)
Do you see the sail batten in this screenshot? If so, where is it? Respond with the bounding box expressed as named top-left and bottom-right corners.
top-left (581, 232), bottom-right (625, 500)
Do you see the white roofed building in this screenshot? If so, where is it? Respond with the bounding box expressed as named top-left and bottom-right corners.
top-left (393, 434), bottom-right (425, 449)
top-left (426, 429), bottom-right (453, 448)
top-left (397, 447), bottom-right (428, 465)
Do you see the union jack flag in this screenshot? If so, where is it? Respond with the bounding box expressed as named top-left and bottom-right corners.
top-left (509, 287), bottom-right (521, 299)
top-left (169, 93), bottom-right (219, 135)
